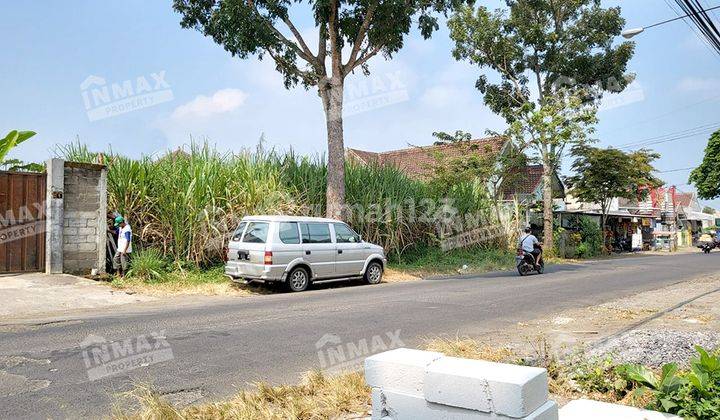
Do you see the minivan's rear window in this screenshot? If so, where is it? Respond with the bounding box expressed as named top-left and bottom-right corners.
top-left (300, 223), bottom-right (331, 243)
top-left (231, 222), bottom-right (247, 241)
top-left (279, 222), bottom-right (300, 244)
top-left (242, 222), bottom-right (269, 243)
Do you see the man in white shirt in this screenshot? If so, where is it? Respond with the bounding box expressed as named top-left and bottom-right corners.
top-left (518, 227), bottom-right (540, 268)
top-left (113, 216), bottom-right (132, 277)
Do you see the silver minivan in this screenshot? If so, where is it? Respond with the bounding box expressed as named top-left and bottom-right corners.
top-left (224, 216), bottom-right (387, 292)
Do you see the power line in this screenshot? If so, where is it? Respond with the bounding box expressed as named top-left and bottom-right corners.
top-left (604, 94), bottom-right (720, 135)
top-left (658, 166), bottom-right (696, 173)
top-left (706, 0), bottom-right (720, 22)
top-left (674, 0), bottom-right (720, 54)
top-left (650, 3), bottom-right (720, 29)
top-left (664, 0), bottom-right (720, 60)
top-left (617, 122), bottom-right (720, 149)
top-left (617, 122), bottom-right (720, 148)
top-left (618, 130), bottom-right (713, 149)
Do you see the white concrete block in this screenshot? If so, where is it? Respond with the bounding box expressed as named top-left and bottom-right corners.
top-left (524, 401), bottom-right (558, 420)
top-left (365, 348), bottom-right (444, 395)
top-left (373, 388), bottom-right (557, 420)
top-left (424, 356), bottom-right (548, 418)
top-left (372, 388), bottom-right (491, 420)
top-left (559, 399), bottom-right (682, 420)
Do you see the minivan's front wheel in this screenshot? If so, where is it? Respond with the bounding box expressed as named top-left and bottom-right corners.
top-left (287, 267), bottom-right (309, 292)
top-left (364, 262), bottom-right (383, 284)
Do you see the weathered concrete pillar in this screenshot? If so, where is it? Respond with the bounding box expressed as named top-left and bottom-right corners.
top-left (45, 158), bottom-right (65, 273)
top-left (96, 167), bottom-right (107, 274)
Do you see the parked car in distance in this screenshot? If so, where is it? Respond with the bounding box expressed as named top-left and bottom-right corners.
top-left (224, 215), bottom-right (387, 292)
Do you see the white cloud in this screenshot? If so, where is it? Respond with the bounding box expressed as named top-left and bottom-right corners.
top-left (677, 77), bottom-right (720, 92)
top-left (171, 88), bottom-right (248, 119)
top-left (420, 86), bottom-right (467, 109)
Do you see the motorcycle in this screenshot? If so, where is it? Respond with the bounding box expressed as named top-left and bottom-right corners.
top-left (516, 246), bottom-right (544, 276)
top-left (612, 236), bottom-right (631, 253)
top-left (699, 241), bottom-right (717, 254)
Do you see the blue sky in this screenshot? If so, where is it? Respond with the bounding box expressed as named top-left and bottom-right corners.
top-left (3, 1), bottom-right (720, 206)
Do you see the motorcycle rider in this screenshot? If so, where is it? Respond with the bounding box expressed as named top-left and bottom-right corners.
top-left (518, 227), bottom-right (541, 269)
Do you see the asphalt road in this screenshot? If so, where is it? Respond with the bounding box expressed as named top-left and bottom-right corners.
top-left (0, 252), bottom-right (715, 419)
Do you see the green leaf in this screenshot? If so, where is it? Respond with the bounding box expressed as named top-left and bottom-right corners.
top-left (694, 345), bottom-right (720, 372)
top-left (660, 363), bottom-right (678, 383)
top-left (0, 131), bottom-right (19, 162)
top-left (688, 371), bottom-right (703, 390)
top-left (632, 386), bottom-right (649, 399)
top-left (0, 130), bottom-right (36, 163)
top-left (0, 130), bottom-right (18, 148)
top-left (659, 398), bottom-right (677, 411)
top-left (15, 131), bottom-right (36, 144)
top-left (620, 364), bottom-right (659, 389)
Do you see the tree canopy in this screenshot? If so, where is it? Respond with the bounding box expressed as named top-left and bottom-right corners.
top-left (447, 0), bottom-right (635, 249)
top-left (448, 0), bottom-right (634, 121)
top-left (567, 145), bottom-right (662, 228)
top-left (174, 0), bottom-right (466, 89)
top-left (690, 130), bottom-right (720, 200)
top-left (174, 0), bottom-right (467, 218)
top-left (428, 131), bottom-right (527, 196)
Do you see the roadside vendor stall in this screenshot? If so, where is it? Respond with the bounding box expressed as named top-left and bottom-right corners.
top-left (679, 211), bottom-right (715, 246)
top-left (604, 211), bottom-right (655, 252)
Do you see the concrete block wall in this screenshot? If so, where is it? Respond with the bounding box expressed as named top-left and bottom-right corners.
top-left (365, 348), bottom-right (558, 419)
top-left (46, 159), bottom-right (107, 275)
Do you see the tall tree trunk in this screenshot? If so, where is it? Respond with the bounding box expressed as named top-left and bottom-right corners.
top-left (320, 77), bottom-right (346, 219)
top-left (542, 162), bottom-right (554, 252)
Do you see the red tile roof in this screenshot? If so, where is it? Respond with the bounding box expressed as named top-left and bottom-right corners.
top-left (513, 164), bottom-right (545, 195)
top-left (499, 164), bottom-right (549, 200)
top-left (675, 192), bottom-right (694, 209)
top-left (346, 136), bottom-right (507, 180)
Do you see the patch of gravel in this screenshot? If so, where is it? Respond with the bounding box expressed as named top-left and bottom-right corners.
top-left (590, 329), bottom-right (720, 368)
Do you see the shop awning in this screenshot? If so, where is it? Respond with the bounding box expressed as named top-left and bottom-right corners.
top-left (683, 211), bottom-right (715, 222)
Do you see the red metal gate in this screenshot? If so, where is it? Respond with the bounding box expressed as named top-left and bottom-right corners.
top-left (0, 171), bottom-right (46, 273)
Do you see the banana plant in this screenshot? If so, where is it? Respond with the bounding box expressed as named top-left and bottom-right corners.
top-left (0, 130), bottom-right (40, 172)
top-left (1, 130), bottom-right (35, 161)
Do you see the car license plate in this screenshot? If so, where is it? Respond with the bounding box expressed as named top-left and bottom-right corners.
top-left (238, 250), bottom-right (250, 261)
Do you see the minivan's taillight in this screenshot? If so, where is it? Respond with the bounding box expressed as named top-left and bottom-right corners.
top-left (264, 251), bottom-right (273, 265)
top-left (222, 246), bottom-right (229, 262)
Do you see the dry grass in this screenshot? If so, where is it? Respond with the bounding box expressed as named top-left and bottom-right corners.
top-left (113, 336), bottom-right (651, 419)
top-left (110, 279), bottom-right (266, 297)
top-left (113, 338), bottom-right (517, 419)
top-left (382, 268), bottom-right (422, 283)
top-left (592, 305), bottom-right (657, 320)
top-left (114, 370), bottom-right (370, 420)
top-left (424, 336), bottom-right (516, 363)
top-left (111, 270), bottom-right (423, 297)
top-left (108, 266), bottom-right (275, 297)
